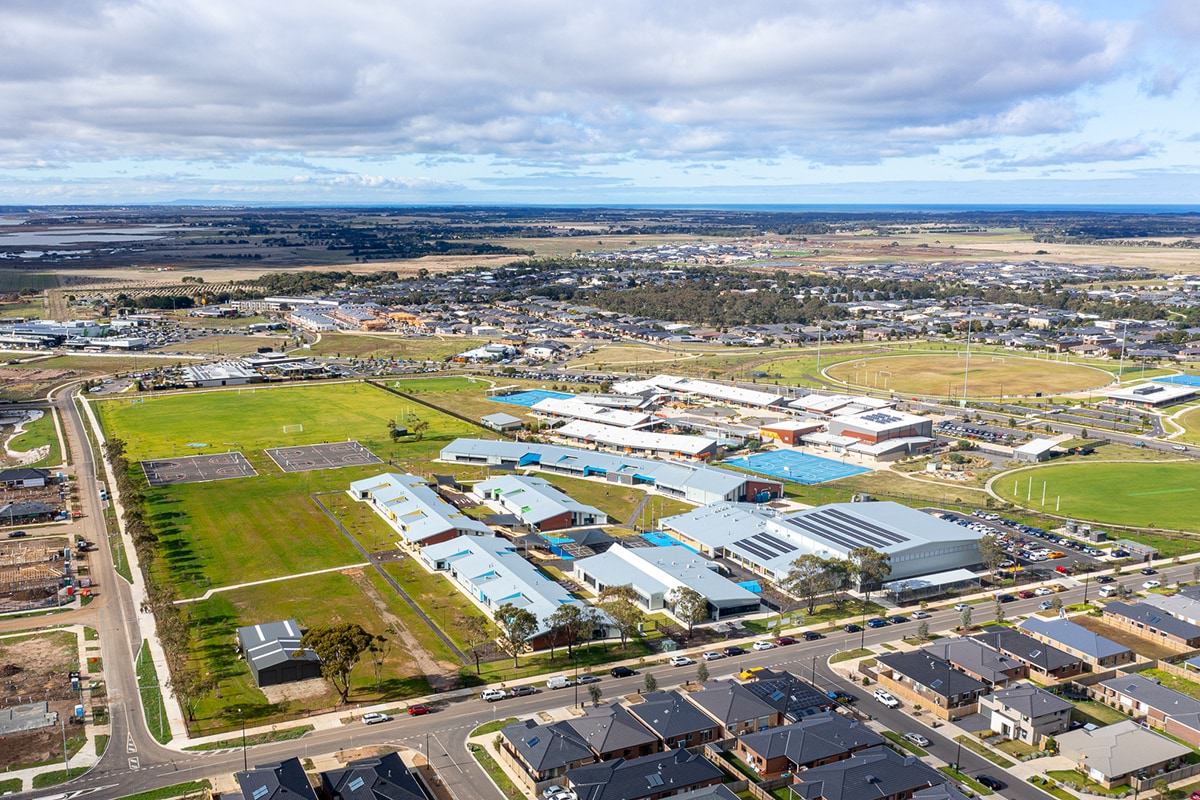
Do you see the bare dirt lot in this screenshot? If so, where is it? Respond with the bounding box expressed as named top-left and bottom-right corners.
top-left (0, 630), bottom-right (82, 771)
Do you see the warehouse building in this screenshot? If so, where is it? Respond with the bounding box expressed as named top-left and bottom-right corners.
top-left (180, 361), bottom-right (263, 387)
top-left (349, 472), bottom-right (492, 549)
top-left (1105, 382), bottom-right (1197, 409)
top-left (532, 397), bottom-right (652, 428)
top-left (662, 501), bottom-right (982, 585)
top-left (419, 535), bottom-right (608, 649)
top-left (827, 409), bottom-right (932, 444)
top-left (573, 543), bottom-right (760, 621)
top-left (474, 475), bottom-right (606, 531)
top-left (236, 619), bottom-right (322, 687)
top-left (554, 420), bottom-right (718, 460)
top-left (440, 439), bottom-right (781, 505)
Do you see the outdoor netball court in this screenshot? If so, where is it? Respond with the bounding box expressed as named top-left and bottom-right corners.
top-left (265, 441), bottom-right (383, 473)
top-left (724, 449), bottom-right (870, 485)
top-left (142, 452), bottom-right (258, 487)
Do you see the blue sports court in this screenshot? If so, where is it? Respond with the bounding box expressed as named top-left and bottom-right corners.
top-left (1155, 375), bottom-right (1200, 387)
top-left (640, 532), bottom-right (700, 554)
top-left (490, 389), bottom-right (574, 407)
top-left (724, 449), bottom-right (870, 485)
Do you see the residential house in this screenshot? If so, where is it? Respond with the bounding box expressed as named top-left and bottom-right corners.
top-left (320, 752), bottom-right (426, 800)
top-left (734, 712), bottom-right (883, 779)
top-left (787, 745), bottom-right (946, 800)
top-left (1056, 720), bottom-right (1192, 789)
top-left (685, 679), bottom-right (784, 737)
top-left (0, 467), bottom-right (50, 489)
top-left (564, 748), bottom-right (723, 800)
top-left (1017, 617), bottom-right (1135, 669)
top-left (1100, 601), bottom-right (1200, 652)
top-left (625, 690), bottom-right (723, 750)
top-left (969, 629), bottom-right (1085, 681)
top-left (874, 651), bottom-right (987, 721)
top-left (979, 684), bottom-right (1072, 747)
top-left (500, 718), bottom-right (595, 789)
top-left (740, 669), bottom-right (835, 722)
top-left (1093, 674), bottom-right (1200, 747)
top-left (235, 758), bottom-right (319, 800)
top-left (922, 639), bottom-right (1027, 688)
top-left (566, 704), bottom-right (661, 761)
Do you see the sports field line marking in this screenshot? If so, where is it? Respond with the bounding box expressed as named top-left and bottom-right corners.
top-left (1125, 487), bottom-right (1197, 497)
top-left (173, 562), bottom-right (373, 604)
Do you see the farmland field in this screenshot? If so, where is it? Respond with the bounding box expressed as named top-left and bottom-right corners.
top-left (825, 353), bottom-right (1112, 398)
top-left (995, 461), bottom-right (1200, 531)
top-left (0, 270), bottom-right (58, 291)
top-left (95, 380), bottom-right (486, 462)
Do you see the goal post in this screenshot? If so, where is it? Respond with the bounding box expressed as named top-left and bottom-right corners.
top-left (282, 424), bottom-right (304, 434)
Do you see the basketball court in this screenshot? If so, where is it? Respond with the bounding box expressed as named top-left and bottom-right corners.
top-left (265, 441), bottom-right (383, 473)
top-left (142, 452), bottom-right (258, 487)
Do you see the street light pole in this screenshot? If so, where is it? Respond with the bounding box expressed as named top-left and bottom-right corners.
top-left (240, 708), bottom-right (247, 772)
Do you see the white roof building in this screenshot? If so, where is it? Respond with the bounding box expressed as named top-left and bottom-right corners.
top-left (615, 374), bottom-right (786, 408)
top-left (349, 472), bottom-right (492, 546)
top-left (532, 397), bottom-right (652, 428)
top-left (555, 420), bottom-right (718, 459)
top-left (474, 474), bottom-right (606, 529)
top-left (1105, 382), bottom-right (1197, 407)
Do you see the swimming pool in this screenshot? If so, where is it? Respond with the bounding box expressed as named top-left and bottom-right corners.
top-left (724, 449), bottom-right (870, 485)
top-left (490, 389), bottom-right (574, 407)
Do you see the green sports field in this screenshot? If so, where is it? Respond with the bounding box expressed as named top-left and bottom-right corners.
top-left (95, 381), bottom-right (483, 461)
top-left (6, 409), bottom-right (62, 467)
top-left (826, 353), bottom-right (1112, 398)
top-left (995, 461), bottom-right (1200, 531)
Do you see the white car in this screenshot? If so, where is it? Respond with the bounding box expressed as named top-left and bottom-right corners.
top-left (480, 688), bottom-right (506, 702)
top-left (702, 651), bottom-right (725, 661)
top-left (903, 732), bottom-right (931, 747)
top-left (542, 787), bottom-right (568, 800)
top-left (953, 603), bottom-right (968, 612)
top-left (752, 641), bottom-right (776, 651)
top-left (1144, 580), bottom-right (1162, 589)
top-left (911, 611), bottom-right (931, 620)
top-left (361, 712), bottom-right (392, 725)
top-left (873, 688), bottom-right (900, 708)
top-left (669, 655), bottom-right (695, 667)
top-left (1034, 587), bottom-right (1054, 596)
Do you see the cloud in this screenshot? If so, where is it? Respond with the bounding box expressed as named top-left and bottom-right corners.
top-left (0, 0), bottom-right (1135, 169)
top-left (1140, 66), bottom-right (1183, 97)
top-left (963, 138), bottom-right (1161, 169)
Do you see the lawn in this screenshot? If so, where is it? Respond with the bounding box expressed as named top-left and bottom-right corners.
top-left (826, 352), bottom-right (1111, 398)
top-left (380, 559), bottom-right (492, 652)
top-left (1143, 669), bottom-right (1200, 701)
top-left (535, 472), bottom-right (647, 524)
top-left (1071, 700), bottom-right (1131, 727)
top-left (143, 466), bottom-right (369, 598)
top-left (96, 380), bottom-right (484, 462)
top-left (0, 298), bottom-right (45, 319)
top-left (154, 334), bottom-right (291, 355)
top-left (995, 461), bottom-right (1200, 532)
top-left (137, 639), bottom-right (171, 744)
top-left (635, 495), bottom-right (697, 530)
top-left (6, 407), bottom-right (62, 467)
top-left (829, 648), bottom-right (873, 664)
top-left (469, 743), bottom-right (525, 800)
top-left (1046, 770), bottom-right (1130, 797)
top-left (182, 569), bottom-right (438, 735)
top-left (1177, 405), bottom-right (1200, 447)
top-left (566, 345), bottom-right (696, 370)
top-left (310, 333), bottom-right (488, 361)
top-left (953, 734), bottom-right (1014, 767)
top-left (938, 767), bottom-right (993, 796)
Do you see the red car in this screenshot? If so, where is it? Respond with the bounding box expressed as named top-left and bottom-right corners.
top-left (407, 704), bottom-right (433, 716)
top-left (775, 636), bottom-right (797, 646)
top-left (1017, 590), bottom-right (1036, 599)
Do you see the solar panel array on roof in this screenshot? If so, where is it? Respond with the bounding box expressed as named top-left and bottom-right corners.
top-left (861, 411), bottom-right (902, 424)
top-left (785, 507), bottom-right (911, 551)
top-left (733, 531), bottom-right (797, 561)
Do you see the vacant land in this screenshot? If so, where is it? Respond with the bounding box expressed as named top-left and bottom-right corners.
top-left (154, 334), bottom-right (290, 356)
top-left (309, 333), bottom-right (489, 361)
top-left (0, 270), bottom-right (58, 291)
top-left (826, 353), bottom-right (1112, 398)
top-left (4, 409), bottom-right (62, 467)
top-left (566, 345), bottom-right (697, 369)
top-left (1071, 616), bottom-right (1182, 661)
top-left (0, 298), bottom-right (45, 319)
top-left (995, 461), bottom-right (1198, 531)
top-left (96, 380), bottom-right (483, 462)
top-left (0, 631), bottom-right (81, 772)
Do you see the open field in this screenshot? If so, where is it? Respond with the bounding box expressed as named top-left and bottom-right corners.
top-left (535, 472), bottom-right (647, 523)
top-left (1071, 617), bottom-right (1182, 661)
top-left (183, 569), bottom-right (440, 734)
top-left (96, 380), bottom-right (484, 462)
top-left (0, 270), bottom-right (58, 291)
top-left (1176, 406), bottom-right (1200, 446)
top-left (309, 333), bottom-right (489, 361)
top-left (0, 299), bottom-right (45, 319)
top-left (995, 461), bottom-right (1200, 531)
top-left (153, 334), bottom-right (291, 356)
top-left (4, 408), bottom-right (62, 467)
top-left (825, 353), bottom-right (1113, 398)
top-left (566, 345), bottom-right (698, 369)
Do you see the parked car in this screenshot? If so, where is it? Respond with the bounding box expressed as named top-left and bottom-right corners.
top-left (407, 705), bottom-right (432, 716)
top-left (1034, 587), bottom-right (1054, 596)
top-left (669, 655), bottom-right (695, 667)
top-left (802, 631), bottom-right (824, 641)
top-left (6, 530), bottom-right (27, 539)
top-left (510, 685), bottom-right (538, 696)
top-left (873, 688), bottom-right (900, 708)
top-left (844, 623), bottom-right (862, 633)
top-left (1096, 575), bottom-right (1115, 584)
top-left (723, 645), bottom-right (747, 657)
top-left (903, 732), bottom-right (931, 747)
top-left (994, 595), bottom-right (1015, 603)
top-left (362, 712), bottom-right (392, 724)
top-left (610, 666), bottom-right (636, 678)
top-left (542, 786), bottom-right (569, 800)
top-left (481, 689), bottom-right (506, 702)
top-left (976, 775), bottom-right (1005, 791)
top-left (911, 611), bottom-right (931, 620)
top-left (575, 674), bottom-right (600, 685)
top-left (1038, 600), bottom-right (1055, 610)
top-left (752, 641), bottom-right (776, 651)
top-left (1055, 566), bottom-right (1069, 574)
top-left (1141, 567), bottom-right (1158, 575)
top-left (866, 618), bottom-right (889, 628)
top-left (774, 636), bottom-right (797, 646)
top-left (546, 676), bottom-right (572, 690)
top-left (1144, 580), bottom-right (1162, 589)
top-left (827, 690), bottom-right (854, 703)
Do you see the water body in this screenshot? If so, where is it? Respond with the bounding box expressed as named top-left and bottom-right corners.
top-left (0, 225), bottom-right (180, 246)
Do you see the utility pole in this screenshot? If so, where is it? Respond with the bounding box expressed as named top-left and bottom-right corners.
top-left (961, 300), bottom-right (972, 406)
top-left (61, 717), bottom-right (69, 774)
top-left (240, 708), bottom-right (247, 772)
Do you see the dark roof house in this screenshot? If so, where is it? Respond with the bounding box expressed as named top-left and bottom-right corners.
top-left (566, 704), bottom-right (660, 760)
top-left (685, 679), bottom-right (782, 736)
top-left (736, 712), bottom-right (883, 779)
top-left (969, 628), bottom-right (1084, 679)
top-left (789, 746), bottom-right (945, 800)
top-left (565, 748), bottom-right (723, 800)
top-left (742, 669), bottom-right (835, 721)
top-left (236, 758), bottom-right (319, 800)
top-left (500, 718), bottom-right (595, 781)
top-left (236, 619), bottom-right (322, 688)
top-left (321, 752), bottom-right (425, 800)
top-left (626, 690), bottom-right (722, 749)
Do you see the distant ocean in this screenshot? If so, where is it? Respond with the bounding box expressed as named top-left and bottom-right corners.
top-left (567, 203), bottom-right (1200, 214)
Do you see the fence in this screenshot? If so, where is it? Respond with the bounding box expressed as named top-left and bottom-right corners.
top-left (1132, 762), bottom-right (1200, 791)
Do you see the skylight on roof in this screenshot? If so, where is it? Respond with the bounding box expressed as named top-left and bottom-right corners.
top-left (348, 777), bottom-right (365, 792)
top-left (528, 736), bottom-right (540, 747)
top-left (252, 787), bottom-right (269, 800)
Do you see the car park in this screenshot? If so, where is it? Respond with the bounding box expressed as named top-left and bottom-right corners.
top-left (903, 732), bottom-right (931, 747)
top-left (702, 651), bottom-right (725, 661)
top-left (481, 689), bottom-right (506, 702)
top-left (610, 666), bottom-right (636, 678)
top-left (362, 712), bottom-right (392, 724)
top-left (753, 641), bottom-right (776, 651)
top-left (669, 655), bottom-right (695, 667)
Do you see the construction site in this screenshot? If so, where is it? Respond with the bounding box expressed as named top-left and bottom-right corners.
top-left (0, 536), bottom-right (86, 614)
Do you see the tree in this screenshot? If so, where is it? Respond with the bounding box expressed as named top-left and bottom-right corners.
top-left (916, 620), bottom-right (930, 641)
top-left (994, 598), bottom-right (1006, 625)
top-left (460, 615), bottom-right (491, 675)
top-left (598, 585), bottom-right (645, 650)
top-left (299, 623), bottom-right (380, 704)
top-left (696, 662), bottom-right (709, 683)
top-left (587, 683), bottom-right (603, 706)
top-left (644, 672), bottom-right (658, 693)
top-left (548, 603), bottom-right (592, 658)
top-left (1050, 596), bottom-right (1064, 613)
top-left (959, 606), bottom-right (973, 631)
top-left (847, 547), bottom-right (891, 603)
top-left (978, 534), bottom-right (1005, 576)
top-left (782, 554), bottom-right (833, 614)
top-left (494, 602), bottom-right (539, 668)
top-left (1192, 563), bottom-right (1199, 584)
top-left (368, 628), bottom-right (393, 691)
top-left (665, 587), bottom-right (707, 640)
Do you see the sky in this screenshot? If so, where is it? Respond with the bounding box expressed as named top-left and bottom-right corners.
top-left (0, 0), bottom-right (1197, 206)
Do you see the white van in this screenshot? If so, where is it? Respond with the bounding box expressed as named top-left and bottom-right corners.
top-left (1098, 585), bottom-right (1119, 598)
top-left (546, 675), bottom-right (572, 690)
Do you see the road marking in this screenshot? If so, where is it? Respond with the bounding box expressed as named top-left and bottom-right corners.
top-left (128, 756), bottom-right (140, 771)
top-left (127, 733), bottom-right (137, 753)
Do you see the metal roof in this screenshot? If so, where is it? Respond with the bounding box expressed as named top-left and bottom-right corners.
top-left (476, 474), bottom-right (606, 526)
top-left (350, 472), bottom-right (492, 543)
top-left (572, 543), bottom-right (759, 608)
